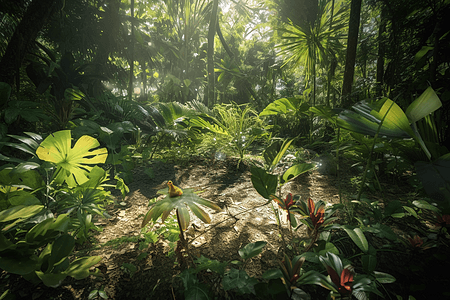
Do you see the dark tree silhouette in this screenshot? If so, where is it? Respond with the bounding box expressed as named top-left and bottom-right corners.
top-left (0, 0), bottom-right (60, 92)
top-left (341, 0), bottom-right (362, 107)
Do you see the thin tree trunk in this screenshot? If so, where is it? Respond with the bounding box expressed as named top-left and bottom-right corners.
top-left (429, 19), bottom-right (440, 84)
top-left (206, 0), bottom-right (219, 108)
top-left (141, 60), bottom-right (146, 101)
top-left (341, 0), bottom-right (362, 107)
top-left (376, 6), bottom-right (386, 97)
top-left (128, 0), bottom-right (135, 101)
top-left (325, 0), bottom-right (335, 107)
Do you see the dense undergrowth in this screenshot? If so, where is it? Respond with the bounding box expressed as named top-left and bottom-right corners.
top-left (0, 81), bottom-right (449, 299)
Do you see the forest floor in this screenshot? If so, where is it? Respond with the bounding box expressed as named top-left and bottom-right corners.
top-left (2, 155), bottom-right (449, 299)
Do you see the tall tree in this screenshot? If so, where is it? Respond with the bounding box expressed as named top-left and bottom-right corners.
top-left (128, 0), bottom-right (135, 101)
top-left (375, 4), bottom-right (386, 97)
top-left (341, 0), bottom-right (362, 107)
top-left (207, 0), bottom-right (219, 108)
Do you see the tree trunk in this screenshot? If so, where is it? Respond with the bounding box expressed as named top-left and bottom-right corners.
top-left (0, 0), bottom-right (60, 92)
top-left (341, 0), bottom-right (362, 107)
top-left (206, 0), bottom-right (219, 108)
top-left (325, 0), bottom-right (336, 107)
top-left (128, 0), bottom-right (135, 101)
top-left (376, 6), bottom-right (386, 97)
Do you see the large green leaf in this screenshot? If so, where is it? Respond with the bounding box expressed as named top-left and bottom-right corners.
top-left (7, 132), bottom-right (42, 152)
top-left (263, 139), bottom-right (293, 171)
top-left (370, 98), bottom-right (415, 137)
top-left (337, 88), bottom-right (443, 161)
top-left (238, 241), bottom-right (267, 260)
top-left (48, 235), bottom-right (75, 271)
top-left (36, 130), bottom-right (107, 187)
top-left (35, 271), bottom-right (67, 288)
top-left (250, 166), bottom-right (277, 199)
top-left (259, 97), bottom-right (297, 116)
top-left (341, 225), bottom-right (369, 253)
top-left (0, 205), bottom-right (44, 223)
top-left (297, 270), bottom-right (337, 292)
top-left (373, 271), bottom-right (396, 284)
top-left (280, 163), bottom-right (315, 184)
top-left (25, 218), bottom-right (55, 244)
top-left (0, 167), bottom-right (44, 191)
top-left (362, 254), bottom-right (377, 274)
top-left (337, 99), bottom-right (412, 138)
top-left (222, 268), bottom-right (258, 294)
top-left (141, 187), bottom-right (221, 231)
top-left (65, 256), bottom-right (102, 280)
top-left (412, 199), bottom-right (441, 213)
top-left (0, 255), bottom-right (38, 275)
top-left (309, 105), bottom-right (338, 124)
top-left (8, 190), bottom-right (41, 206)
top-left (405, 87), bottom-right (442, 123)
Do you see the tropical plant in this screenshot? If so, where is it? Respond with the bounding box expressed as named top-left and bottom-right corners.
top-left (319, 252), bottom-right (385, 299)
top-left (26, 44), bottom-right (105, 129)
top-left (0, 82), bottom-right (47, 137)
top-left (270, 193), bottom-right (297, 228)
top-left (276, 0), bottom-right (348, 107)
top-left (0, 130), bottom-right (109, 287)
top-left (251, 139), bottom-right (316, 200)
top-left (250, 138), bottom-right (316, 248)
top-left (259, 95), bottom-right (312, 140)
top-left (141, 181), bottom-right (221, 265)
top-left (191, 102), bottom-right (266, 166)
top-left (336, 87), bottom-right (449, 208)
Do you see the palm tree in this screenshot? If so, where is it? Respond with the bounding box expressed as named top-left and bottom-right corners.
top-left (276, 0), bottom-right (348, 107)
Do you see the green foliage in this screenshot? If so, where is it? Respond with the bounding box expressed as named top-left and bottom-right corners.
top-left (121, 263), bottom-right (137, 278)
top-left (36, 130), bottom-right (108, 187)
top-left (192, 102), bottom-right (266, 165)
top-left (251, 138), bottom-right (316, 200)
top-left (259, 96), bottom-right (311, 139)
top-left (340, 225), bottom-right (369, 253)
top-left (238, 241), bottom-right (267, 261)
top-left (141, 186), bottom-right (221, 231)
top-left (223, 268), bottom-right (258, 295)
top-left (250, 166), bottom-right (278, 200)
top-left (88, 286), bottom-right (108, 300)
top-left (0, 130), bottom-right (110, 287)
top-left (337, 87), bottom-right (443, 160)
top-left (333, 87), bottom-right (449, 207)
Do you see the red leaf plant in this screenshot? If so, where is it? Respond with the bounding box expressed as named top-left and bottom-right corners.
top-left (407, 235), bottom-right (424, 248)
top-left (436, 214), bottom-right (450, 228)
top-left (320, 253), bottom-right (355, 296)
top-left (308, 198), bottom-right (325, 229)
top-left (326, 266), bottom-right (354, 295)
top-left (271, 193), bottom-right (296, 227)
top-left (406, 235), bottom-right (434, 250)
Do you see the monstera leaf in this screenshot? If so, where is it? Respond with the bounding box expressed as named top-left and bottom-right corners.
top-left (141, 187), bottom-right (221, 231)
top-left (36, 130), bottom-right (108, 187)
